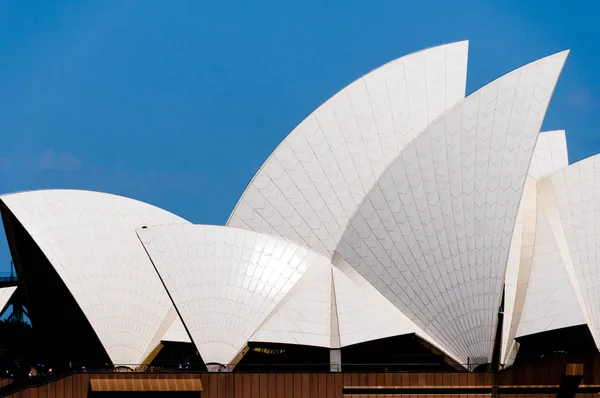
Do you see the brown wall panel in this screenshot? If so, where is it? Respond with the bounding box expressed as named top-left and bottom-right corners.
top-left (7, 360), bottom-right (600, 398)
top-left (301, 373), bottom-right (310, 398)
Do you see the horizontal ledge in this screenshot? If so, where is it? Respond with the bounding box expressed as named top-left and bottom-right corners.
top-left (497, 385), bottom-right (560, 389)
top-left (344, 386), bottom-right (491, 389)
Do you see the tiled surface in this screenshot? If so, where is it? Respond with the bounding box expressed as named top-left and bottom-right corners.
top-left (335, 51), bottom-right (569, 365)
top-left (251, 261), bottom-right (333, 348)
top-left (162, 315), bottom-right (192, 343)
top-left (332, 255), bottom-right (440, 351)
top-left (501, 131), bottom-right (569, 365)
top-left (228, 42), bottom-right (469, 258)
top-left (516, 194), bottom-right (585, 337)
top-left (0, 46), bottom-right (578, 371)
top-left (545, 154), bottom-right (600, 347)
top-left (0, 286), bottom-right (16, 313)
top-left (0, 189), bottom-right (190, 365)
top-left (500, 179), bottom-right (537, 366)
top-left (137, 224), bottom-right (331, 365)
top-left (527, 130), bottom-right (568, 181)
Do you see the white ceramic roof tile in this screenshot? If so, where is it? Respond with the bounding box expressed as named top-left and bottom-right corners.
top-left (516, 194), bottom-right (585, 337)
top-left (544, 154), bottom-right (600, 347)
top-left (329, 271), bottom-right (341, 349)
top-left (528, 130), bottom-right (568, 180)
top-left (0, 286), bottom-right (16, 313)
top-left (137, 224), bottom-right (332, 366)
top-left (332, 254), bottom-right (462, 364)
top-left (501, 131), bottom-right (569, 366)
top-left (161, 316), bottom-right (192, 343)
top-left (0, 189), bottom-right (190, 365)
top-left (333, 257), bottom-right (417, 346)
top-left (228, 42), bottom-right (469, 258)
top-left (334, 51), bottom-right (569, 365)
top-left (251, 260), bottom-right (332, 348)
top-left (500, 178), bottom-right (537, 366)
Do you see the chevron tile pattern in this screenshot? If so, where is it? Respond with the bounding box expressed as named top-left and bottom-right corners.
top-left (516, 195), bottom-right (586, 337)
top-left (545, 154), bottom-right (600, 347)
top-left (501, 131), bottom-right (569, 366)
top-left (228, 42), bottom-right (468, 258)
top-left (335, 51), bottom-right (569, 365)
top-left (250, 260), bottom-right (333, 348)
top-left (137, 224), bottom-right (331, 366)
top-left (0, 190), bottom-right (190, 366)
top-left (0, 43), bottom-right (581, 373)
top-left (528, 130), bottom-right (568, 180)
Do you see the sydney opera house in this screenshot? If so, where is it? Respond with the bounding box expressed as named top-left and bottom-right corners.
top-left (1, 41), bottom-right (600, 396)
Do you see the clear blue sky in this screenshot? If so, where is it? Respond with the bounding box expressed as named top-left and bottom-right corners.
top-left (0, 0), bottom-right (598, 272)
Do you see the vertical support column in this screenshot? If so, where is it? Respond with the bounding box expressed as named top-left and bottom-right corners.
top-left (330, 349), bottom-right (341, 372)
top-left (557, 363), bottom-right (584, 398)
top-left (329, 268), bottom-right (342, 372)
top-left (492, 371), bottom-right (498, 398)
top-left (206, 364), bottom-right (233, 372)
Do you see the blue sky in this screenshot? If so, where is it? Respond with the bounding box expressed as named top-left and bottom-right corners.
top-left (0, 0), bottom-right (598, 272)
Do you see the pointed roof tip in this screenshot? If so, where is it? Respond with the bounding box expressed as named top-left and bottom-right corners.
top-left (522, 48), bottom-right (569, 72)
top-left (552, 49), bottom-right (571, 60)
top-left (409, 40), bottom-right (469, 56)
top-left (443, 39), bottom-right (469, 48)
top-left (523, 49), bottom-right (570, 65)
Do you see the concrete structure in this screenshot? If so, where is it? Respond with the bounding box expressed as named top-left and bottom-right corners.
top-left (0, 190), bottom-right (190, 366)
top-left (1, 42), bottom-right (590, 374)
top-left (228, 41), bottom-right (469, 258)
top-left (0, 286), bottom-right (16, 315)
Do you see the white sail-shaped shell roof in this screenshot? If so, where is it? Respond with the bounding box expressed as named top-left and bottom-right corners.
top-left (0, 189), bottom-right (190, 365)
top-left (501, 130), bottom-right (571, 366)
top-left (334, 51), bottom-right (569, 366)
top-left (0, 44), bottom-right (580, 372)
top-left (161, 317), bottom-right (192, 344)
top-left (0, 286), bottom-right (16, 314)
top-left (137, 224), bottom-right (332, 366)
top-left (537, 154), bottom-right (600, 348)
top-left (516, 193), bottom-right (586, 337)
top-left (228, 41), bottom-right (469, 258)
top-left (527, 130), bottom-right (569, 180)
top-left (250, 260), bottom-right (334, 348)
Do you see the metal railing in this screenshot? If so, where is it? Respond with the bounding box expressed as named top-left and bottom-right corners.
top-left (53, 361), bottom-right (476, 374)
top-left (0, 272), bottom-right (17, 283)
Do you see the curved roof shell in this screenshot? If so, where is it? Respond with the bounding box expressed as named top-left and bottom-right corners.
top-left (249, 259), bottom-right (334, 348)
top-left (0, 189), bottom-right (190, 366)
top-left (501, 130), bottom-right (571, 366)
top-left (162, 317), bottom-right (192, 344)
top-left (527, 130), bottom-right (568, 181)
top-left (137, 224), bottom-right (332, 366)
top-left (0, 286), bottom-right (16, 314)
top-left (228, 41), bottom-right (469, 258)
top-left (536, 153), bottom-right (600, 348)
top-left (516, 188), bottom-right (586, 337)
top-left (334, 51), bottom-right (569, 366)
top-left (0, 45), bottom-right (577, 372)
top-left (249, 257), bottom-right (447, 354)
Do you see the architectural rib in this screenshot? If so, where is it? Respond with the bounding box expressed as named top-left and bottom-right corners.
top-left (501, 130), bottom-right (570, 366)
top-left (516, 190), bottom-right (585, 338)
top-left (0, 189), bottom-right (190, 366)
top-left (0, 286), bottom-right (16, 314)
top-left (228, 41), bottom-right (469, 258)
top-left (334, 51), bottom-right (569, 366)
top-left (540, 154), bottom-right (600, 349)
top-left (137, 224), bottom-right (332, 366)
